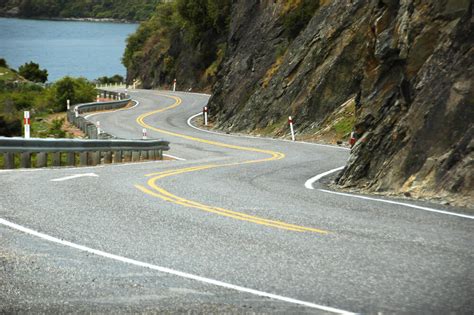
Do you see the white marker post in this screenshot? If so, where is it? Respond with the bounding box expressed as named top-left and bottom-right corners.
top-left (74, 107), bottom-right (79, 118)
top-left (173, 78), bottom-right (177, 92)
top-left (67, 99), bottom-right (70, 110)
top-left (289, 116), bottom-right (295, 141)
top-left (24, 111), bottom-right (30, 139)
top-left (203, 106), bottom-right (208, 126)
top-left (142, 128), bottom-right (147, 140)
top-left (97, 121), bottom-right (101, 135)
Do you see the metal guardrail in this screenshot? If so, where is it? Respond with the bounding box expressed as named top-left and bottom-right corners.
top-left (0, 90), bottom-right (170, 169)
top-left (67, 90), bottom-right (131, 139)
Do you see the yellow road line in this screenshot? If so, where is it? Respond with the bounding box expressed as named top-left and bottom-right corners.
top-left (134, 92), bottom-right (328, 234)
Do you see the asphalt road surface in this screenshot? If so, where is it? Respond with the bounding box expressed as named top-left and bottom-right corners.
top-left (1, 90), bottom-right (473, 314)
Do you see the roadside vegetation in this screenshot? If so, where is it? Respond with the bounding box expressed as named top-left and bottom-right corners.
top-left (0, 0), bottom-right (160, 21)
top-left (0, 58), bottom-right (95, 138)
top-left (123, 0), bottom-right (232, 86)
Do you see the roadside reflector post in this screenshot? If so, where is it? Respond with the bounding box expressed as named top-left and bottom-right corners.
top-left (67, 99), bottom-right (70, 110)
top-left (173, 78), bottom-right (177, 92)
top-left (74, 107), bottom-right (79, 118)
top-left (24, 111), bottom-right (30, 139)
top-left (289, 116), bottom-right (295, 141)
top-left (142, 128), bottom-right (147, 139)
top-left (203, 106), bottom-right (208, 126)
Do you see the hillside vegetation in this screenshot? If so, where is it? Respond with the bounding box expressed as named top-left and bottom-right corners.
top-left (0, 60), bottom-right (95, 137)
top-left (123, 0), bottom-right (231, 89)
top-left (0, 0), bottom-right (159, 21)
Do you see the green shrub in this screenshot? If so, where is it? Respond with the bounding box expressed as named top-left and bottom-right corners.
top-left (282, 0), bottom-right (319, 40)
top-left (47, 76), bottom-right (96, 112)
top-left (18, 61), bottom-right (48, 83)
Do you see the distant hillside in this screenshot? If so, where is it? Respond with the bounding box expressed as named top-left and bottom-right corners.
top-left (0, 0), bottom-right (159, 22)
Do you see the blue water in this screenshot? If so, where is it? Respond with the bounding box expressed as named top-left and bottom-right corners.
top-left (0, 18), bottom-right (138, 82)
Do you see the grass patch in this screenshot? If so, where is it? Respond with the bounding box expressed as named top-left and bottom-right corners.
top-left (333, 115), bottom-right (355, 136)
top-left (262, 55), bottom-right (284, 88)
top-left (0, 67), bottom-right (22, 82)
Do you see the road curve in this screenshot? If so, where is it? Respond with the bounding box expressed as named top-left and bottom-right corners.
top-left (1, 90), bottom-right (473, 314)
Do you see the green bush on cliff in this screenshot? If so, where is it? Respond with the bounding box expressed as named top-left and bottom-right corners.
top-left (282, 0), bottom-right (319, 39)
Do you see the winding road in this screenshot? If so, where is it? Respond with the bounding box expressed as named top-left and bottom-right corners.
top-left (1, 90), bottom-right (473, 314)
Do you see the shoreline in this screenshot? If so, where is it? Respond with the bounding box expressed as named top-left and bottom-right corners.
top-left (0, 14), bottom-right (139, 24)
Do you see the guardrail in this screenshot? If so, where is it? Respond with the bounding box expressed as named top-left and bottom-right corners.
top-left (0, 137), bottom-right (169, 169)
top-left (0, 90), bottom-right (170, 169)
top-left (67, 90), bottom-right (130, 139)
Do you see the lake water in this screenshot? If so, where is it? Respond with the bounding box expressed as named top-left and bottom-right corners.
top-left (0, 18), bottom-right (138, 82)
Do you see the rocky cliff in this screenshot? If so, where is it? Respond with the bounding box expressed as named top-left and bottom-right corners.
top-left (128, 0), bottom-right (473, 205)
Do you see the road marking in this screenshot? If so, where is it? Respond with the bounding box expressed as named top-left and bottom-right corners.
top-left (163, 154), bottom-right (186, 161)
top-left (306, 167), bottom-right (473, 220)
top-left (305, 166), bottom-right (345, 189)
top-left (319, 189), bottom-right (474, 220)
top-left (136, 165), bottom-right (328, 234)
top-left (186, 113), bottom-right (350, 151)
top-left (0, 218), bottom-right (354, 314)
top-left (134, 94), bottom-right (329, 233)
top-left (50, 173), bottom-right (99, 182)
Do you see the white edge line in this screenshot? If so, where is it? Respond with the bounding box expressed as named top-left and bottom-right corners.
top-left (0, 218), bottom-right (356, 315)
top-left (307, 167), bottom-right (474, 220)
top-left (305, 166), bottom-right (345, 190)
top-left (163, 154), bottom-right (186, 161)
top-left (318, 189), bottom-right (474, 220)
top-left (50, 173), bottom-right (99, 182)
top-left (187, 113), bottom-right (350, 151)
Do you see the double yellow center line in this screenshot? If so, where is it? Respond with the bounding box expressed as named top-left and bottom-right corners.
top-left (134, 93), bottom-right (328, 234)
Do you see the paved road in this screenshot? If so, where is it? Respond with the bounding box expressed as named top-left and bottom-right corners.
top-left (1, 90), bottom-right (473, 314)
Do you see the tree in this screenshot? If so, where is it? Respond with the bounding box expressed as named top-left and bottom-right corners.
top-left (47, 76), bottom-right (96, 112)
top-left (18, 61), bottom-right (48, 83)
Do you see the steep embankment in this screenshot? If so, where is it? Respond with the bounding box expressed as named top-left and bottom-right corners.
top-left (126, 0), bottom-right (473, 205)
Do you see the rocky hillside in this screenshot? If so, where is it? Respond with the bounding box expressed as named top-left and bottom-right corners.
top-left (127, 0), bottom-right (473, 205)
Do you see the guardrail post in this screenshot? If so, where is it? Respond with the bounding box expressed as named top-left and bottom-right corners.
top-left (132, 151), bottom-right (140, 162)
top-left (20, 152), bottom-right (31, 168)
top-left (4, 153), bottom-right (14, 169)
top-left (123, 151), bottom-right (132, 162)
top-left (113, 151), bottom-right (122, 163)
top-left (149, 150), bottom-right (156, 160)
top-left (80, 152), bottom-right (88, 166)
top-left (67, 152), bottom-right (75, 166)
top-left (104, 151), bottom-right (112, 164)
top-left (91, 151), bottom-right (100, 166)
top-left (52, 152), bottom-right (61, 167)
top-left (37, 152), bottom-right (47, 168)
top-left (157, 150), bottom-right (163, 160)
top-left (141, 150), bottom-right (148, 160)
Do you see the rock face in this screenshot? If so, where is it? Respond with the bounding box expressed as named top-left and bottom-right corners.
top-left (206, 0), bottom-right (473, 204)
